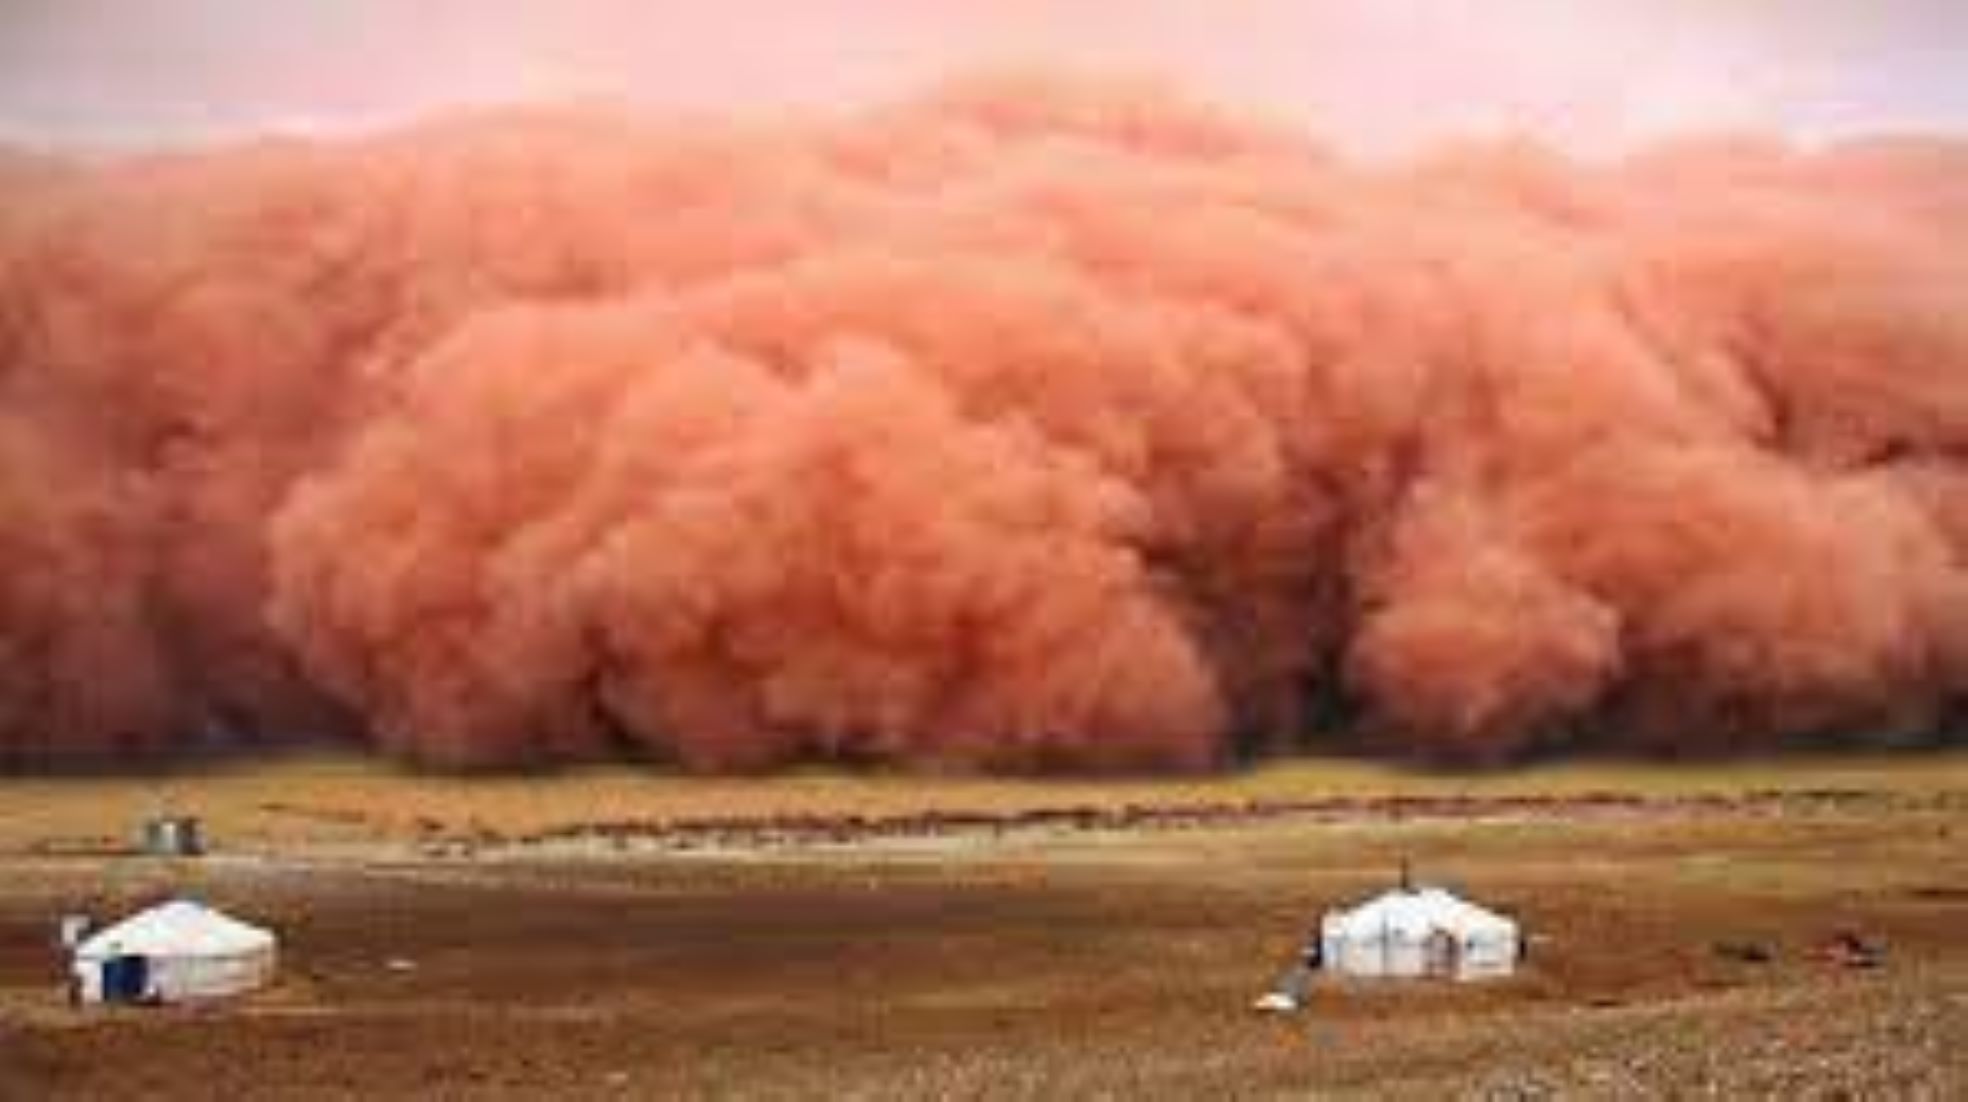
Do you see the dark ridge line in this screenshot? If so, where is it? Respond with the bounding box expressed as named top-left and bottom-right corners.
top-left (486, 786), bottom-right (1906, 851)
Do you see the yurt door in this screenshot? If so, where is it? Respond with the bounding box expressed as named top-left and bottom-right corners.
top-left (103, 955), bottom-right (149, 1003)
top-left (1423, 929), bottom-right (1459, 979)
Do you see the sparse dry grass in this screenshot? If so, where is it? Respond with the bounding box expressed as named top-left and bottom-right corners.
top-left (0, 771), bottom-right (1961, 1098)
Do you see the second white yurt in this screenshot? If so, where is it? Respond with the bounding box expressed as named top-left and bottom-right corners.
top-left (1320, 885), bottom-right (1520, 981)
top-left (72, 899), bottom-right (277, 1005)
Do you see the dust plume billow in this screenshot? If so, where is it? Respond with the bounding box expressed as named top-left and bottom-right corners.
top-left (2, 74), bottom-right (1965, 771)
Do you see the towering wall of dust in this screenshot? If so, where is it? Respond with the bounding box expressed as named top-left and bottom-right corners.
top-left (3, 76), bottom-right (1966, 770)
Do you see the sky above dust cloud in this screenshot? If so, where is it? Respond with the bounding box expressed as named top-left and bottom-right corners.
top-left (0, 1), bottom-right (1965, 153)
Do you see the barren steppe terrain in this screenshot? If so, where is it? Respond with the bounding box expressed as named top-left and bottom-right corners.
top-left (0, 754), bottom-right (1962, 1097)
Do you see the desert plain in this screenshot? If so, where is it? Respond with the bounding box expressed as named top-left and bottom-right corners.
top-left (0, 753), bottom-right (1961, 1098)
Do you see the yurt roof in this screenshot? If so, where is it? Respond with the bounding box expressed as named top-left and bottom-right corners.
top-left (1325, 887), bottom-right (1515, 937)
top-left (75, 899), bottom-right (275, 960)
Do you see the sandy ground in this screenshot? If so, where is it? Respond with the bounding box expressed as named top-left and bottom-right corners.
top-left (0, 756), bottom-right (1962, 1098)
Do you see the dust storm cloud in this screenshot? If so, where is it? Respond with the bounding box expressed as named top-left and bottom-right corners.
top-left (2, 75), bottom-right (1965, 769)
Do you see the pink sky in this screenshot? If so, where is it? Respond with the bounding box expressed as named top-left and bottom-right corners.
top-left (1, 1), bottom-right (1964, 153)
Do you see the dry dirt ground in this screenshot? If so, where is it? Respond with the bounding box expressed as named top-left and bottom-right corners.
top-left (0, 755), bottom-right (1962, 1098)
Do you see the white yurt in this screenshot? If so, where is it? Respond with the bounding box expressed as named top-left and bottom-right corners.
top-left (72, 899), bottom-right (277, 1005)
top-left (1320, 884), bottom-right (1520, 981)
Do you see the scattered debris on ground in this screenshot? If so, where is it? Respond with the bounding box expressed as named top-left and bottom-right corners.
top-left (1712, 940), bottom-right (1776, 964)
top-left (1817, 931), bottom-right (1887, 969)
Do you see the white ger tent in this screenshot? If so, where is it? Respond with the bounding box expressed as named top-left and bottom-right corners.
top-left (1319, 885), bottom-right (1519, 981)
top-left (72, 899), bottom-right (277, 1004)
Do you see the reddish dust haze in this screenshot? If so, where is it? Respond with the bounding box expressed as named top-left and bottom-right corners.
top-left (2, 75), bottom-right (1965, 770)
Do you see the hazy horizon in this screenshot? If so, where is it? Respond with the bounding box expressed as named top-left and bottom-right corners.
top-left (2, 1), bottom-right (1965, 155)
